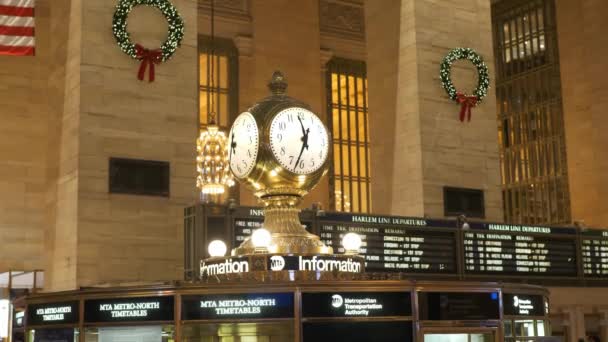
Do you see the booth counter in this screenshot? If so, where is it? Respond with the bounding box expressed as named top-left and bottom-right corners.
top-left (24, 279), bottom-right (550, 342)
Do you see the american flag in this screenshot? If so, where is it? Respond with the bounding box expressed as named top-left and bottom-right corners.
top-left (0, 0), bottom-right (34, 56)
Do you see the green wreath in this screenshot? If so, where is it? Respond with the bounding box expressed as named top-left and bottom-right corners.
top-left (113, 0), bottom-right (184, 81)
top-left (439, 47), bottom-right (490, 121)
top-left (439, 47), bottom-right (489, 102)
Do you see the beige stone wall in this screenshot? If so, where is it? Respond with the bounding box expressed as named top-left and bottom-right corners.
top-left (0, 0), bottom-right (51, 273)
top-left (70, 0), bottom-right (198, 288)
top-left (365, 0), bottom-right (502, 219)
top-left (556, 0), bottom-right (608, 228)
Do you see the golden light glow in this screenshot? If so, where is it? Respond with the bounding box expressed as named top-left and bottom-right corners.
top-left (196, 124), bottom-right (234, 195)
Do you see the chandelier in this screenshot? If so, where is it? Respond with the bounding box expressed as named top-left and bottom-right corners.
top-left (196, 0), bottom-right (234, 196)
top-left (196, 118), bottom-right (234, 195)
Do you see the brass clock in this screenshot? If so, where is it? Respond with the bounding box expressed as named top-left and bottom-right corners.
top-left (228, 71), bottom-right (330, 200)
top-left (228, 71), bottom-right (332, 255)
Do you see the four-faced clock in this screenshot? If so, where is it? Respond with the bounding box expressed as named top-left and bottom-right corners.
top-left (228, 112), bottom-right (259, 178)
top-left (269, 107), bottom-right (329, 175)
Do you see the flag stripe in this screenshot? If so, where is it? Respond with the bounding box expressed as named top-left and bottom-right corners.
top-left (0, 5), bottom-right (34, 17)
top-left (0, 44), bottom-right (33, 55)
top-left (0, 0), bottom-right (34, 56)
top-left (0, 25), bottom-right (32, 36)
top-left (0, 34), bottom-right (33, 46)
top-left (0, 15), bottom-right (33, 26)
top-left (0, 0), bottom-right (34, 7)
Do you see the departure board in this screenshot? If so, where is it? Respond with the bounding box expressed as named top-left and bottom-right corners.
top-left (463, 223), bottom-right (578, 276)
top-left (318, 213), bottom-right (457, 273)
top-left (581, 229), bottom-right (608, 277)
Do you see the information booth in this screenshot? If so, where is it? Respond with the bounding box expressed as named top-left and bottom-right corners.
top-left (24, 280), bottom-right (550, 342)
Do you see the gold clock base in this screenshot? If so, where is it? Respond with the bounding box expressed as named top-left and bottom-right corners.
top-left (232, 196), bottom-right (333, 255)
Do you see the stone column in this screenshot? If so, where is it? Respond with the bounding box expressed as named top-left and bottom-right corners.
top-left (364, 0), bottom-right (502, 219)
top-left (563, 305), bottom-right (586, 342)
top-left (556, 0), bottom-right (608, 227)
top-left (44, 0), bottom-right (199, 290)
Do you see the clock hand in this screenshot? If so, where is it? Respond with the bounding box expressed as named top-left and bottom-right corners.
top-left (294, 139), bottom-right (306, 170)
top-left (297, 115), bottom-right (306, 136)
top-left (303, 128), bottom-right (310, 150)
top-left (230, 132), bottom-right (237, 159)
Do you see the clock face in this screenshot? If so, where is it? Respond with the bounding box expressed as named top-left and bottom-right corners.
top-left (228, 112), bottom-right (259, 178)
top-left (269, 107), bottom-right (329, 175)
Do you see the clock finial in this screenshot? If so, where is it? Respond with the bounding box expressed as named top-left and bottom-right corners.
top-left (268, 71), bottom-right (288, 95)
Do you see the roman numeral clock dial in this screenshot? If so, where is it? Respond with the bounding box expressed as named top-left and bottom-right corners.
top-left (269, 107), bottom-right (329, 175)
top-left (228, 112), bottom-right (259, 178)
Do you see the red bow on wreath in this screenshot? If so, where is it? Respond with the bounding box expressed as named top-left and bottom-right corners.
top-left (456, 92), bottom-right (478, 122)
top-left (135, 44), bottom-right (162, 82)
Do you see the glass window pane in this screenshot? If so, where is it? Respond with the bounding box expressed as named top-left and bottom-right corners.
top-left (219, 56), bottom-right (228, 88)
top-left (361, 182), bottom-right (368, 213)
top-left (514, 320), bottom-right (535, 337)
top-left (331, 73), bottom-right (338, 104)
top-left (350, 110), bottom-right (358, 142)
top-left (356, 77), bottom-right (364, 108)
top-left (341, 109), bottom-right (348, 140)
top-left (339, 75), bottom-right (347, 104)
top-left (199, 90), bottom-right (208, 125)
top-left (335, 178), bottom-right (342, 210)
top-left (351, 145), bottom-right (358, 177)
top-left (536, 320), bottom-right (546, 336)
top-left (333, 143), bottom-right (341, 175)
top-left (505, 321), bottom-right (513, 337)
top-left (351, 181), bottom-right (359, 213)
top-left (199, 53), bottom-right (208, 86)
top-left (348, 76), bottom-right (356, 105)
top-left (359, 147), bottom-right (367, 178)
top-left (342, 143), bottom-right (350, 177)
top-left (332, 108), bottom-right (340, 138)
top-left (358, 111), bottom-right (366, 143)
top-left (219, 93), bottom-right (228, 127)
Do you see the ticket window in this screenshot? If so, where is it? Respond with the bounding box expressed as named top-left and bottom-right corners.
top-left (84, 326), bottom-right (174, 342)
top-left (504, 319), bottom-right (548, 341)
top-left (182, 322), bottom-right (293, 342)
top-left (27, 328), bottom-right (79, 342)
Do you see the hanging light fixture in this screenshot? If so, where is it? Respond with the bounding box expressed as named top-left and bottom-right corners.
top-left (196, 0), bottom-right (234, 196)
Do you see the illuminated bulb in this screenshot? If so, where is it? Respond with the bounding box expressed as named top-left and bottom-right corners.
top-left (251, 228), bottom-right (272, 253)
top-left (208, 240), bottom-right (227, 257)
top-left (342, 232), bottom-right (362, 254)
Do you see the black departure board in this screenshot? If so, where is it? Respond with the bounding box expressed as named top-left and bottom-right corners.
top-left (463, 223), bottom-right (577, 276)
top-left (581, 229), bottom-right (608, 277)
top-left (188, 203), bottom-right (608, 282)
top-left (317, 213), bottom-right (457, 273)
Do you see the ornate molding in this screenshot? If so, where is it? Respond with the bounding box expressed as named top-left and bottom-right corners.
top-left (320, 0), bottom-right (365, 42)
top-left (199, 0), bottom-right (250, 22)
top-left (320, 49), bottom-right (334, 69)
top-left (233, 35), bottom-right (253, 57)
